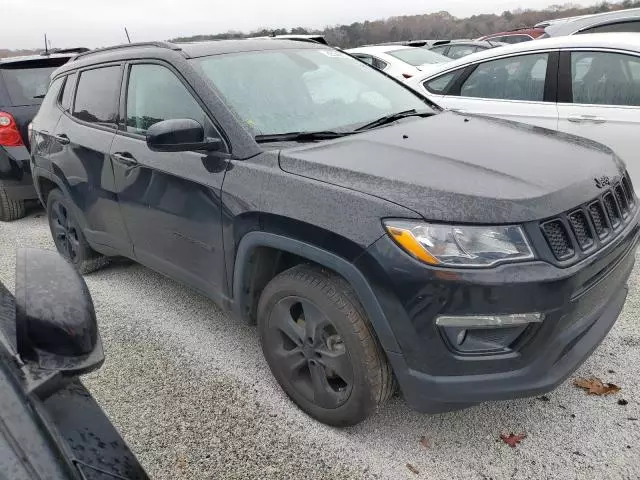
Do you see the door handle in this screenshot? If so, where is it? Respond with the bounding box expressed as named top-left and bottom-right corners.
top-left (567, 115), bottom-right (606, 124)
top-left (112, 152), bottom-right (138, 167)
top-left (52, 133), bottom-right (70, 145)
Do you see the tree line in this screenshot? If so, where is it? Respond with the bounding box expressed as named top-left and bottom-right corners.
top-left (2, 1), bottom-right (639, 58)
top-left (171, 1), bottom-right (640, 48)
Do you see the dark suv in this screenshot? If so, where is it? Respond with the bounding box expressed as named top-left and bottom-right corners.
top-left (0, 49), bottom-right (86, 221)
top-left (30, 40), bottom-right (639, 426)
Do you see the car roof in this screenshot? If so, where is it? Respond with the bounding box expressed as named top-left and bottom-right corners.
top-left (482, 28), bottom-right (544, 38)
top-left (432, 40), bottom-right (505, 48)
top-left (346, 45), bottom-right (416, 54)
top-left (411, 32), bottom-right (640, 82)
top-left (543, 8), bottom-right (640, 36)
top-left (54, 38), bottom-right (329, 74)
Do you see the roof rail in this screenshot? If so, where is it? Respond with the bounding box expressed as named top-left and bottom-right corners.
top-left (72, 41), bottom-right (181, 61)
top-left (41, 47), bottom-right (91, 56)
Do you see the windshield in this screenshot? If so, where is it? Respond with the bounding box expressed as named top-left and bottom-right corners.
top-left (192, 48), bottom-right (433, 136)
top-left (387, 48), bottom-right (450, 66)
top-left (0, 63), bottom-right (64, 106)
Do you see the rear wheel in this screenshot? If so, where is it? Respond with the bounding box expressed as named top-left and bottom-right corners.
top-left (0, 185), bottom-right (26, 222)
top-left (258, 264), bottom-right (393, 426)
top-left (46, 189), bottom-right (109, 274)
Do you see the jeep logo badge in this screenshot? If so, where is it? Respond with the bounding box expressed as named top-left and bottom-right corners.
top-left (595, 176), bottom-right (611, 189)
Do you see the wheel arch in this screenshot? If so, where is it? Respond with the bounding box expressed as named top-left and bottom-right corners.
top-left (232, 231), bottom-right (400, 354)
top-left (33, 166), bottom-right (90, 232)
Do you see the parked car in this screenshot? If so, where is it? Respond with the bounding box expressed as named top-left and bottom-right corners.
top-left (0, 248), bottom-right (148, 479)
top-left (406, 33), bottom-right (640, 189)
top-left (0, 49), bottom-right (86, 221)
top-left (537, 7), bottom-right (640, 37)
top-left (31, 39), bottom-right (639, 426)
top-left (346, 44), bottom-right (450, 80)
top-left (428, 40), bottom-right (507, 59)
top-left (477, 27), bottom-right (546, 43)
top-left (248, 34), bottom-right (328, 45)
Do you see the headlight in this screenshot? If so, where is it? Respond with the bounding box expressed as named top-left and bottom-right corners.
top-left (383, 220), bottom-right (534, 267)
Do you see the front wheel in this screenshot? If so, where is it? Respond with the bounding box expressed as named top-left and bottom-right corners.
top-left (46, 189), bottom-right (109, 274)
top-left (258, 264), bottom-right (394, 426)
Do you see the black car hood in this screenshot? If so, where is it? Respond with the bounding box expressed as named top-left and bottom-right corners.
top-left (278, 112), bottom-right (626, 223)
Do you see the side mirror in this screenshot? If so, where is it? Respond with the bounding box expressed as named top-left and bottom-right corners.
top-left (146, 118), bottom-right (222, 152)
top-left (14, 248), bottom-right (103, 396)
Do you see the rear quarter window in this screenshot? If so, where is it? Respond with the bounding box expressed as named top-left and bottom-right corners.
top-left (424, 70), bottom-right (463, 94)
top-left (60, 72), bottom-right (77, 112)
top-left (38, 77), bottom-right (65, 113)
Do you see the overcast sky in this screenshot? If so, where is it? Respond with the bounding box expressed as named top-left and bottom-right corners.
top-left (3, 0), bottom-right (588, 49)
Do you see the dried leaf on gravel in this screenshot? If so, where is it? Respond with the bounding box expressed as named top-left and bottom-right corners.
top-left (574, 377), bottom-right (621, 396)
top-left (420, 436), bottom-right (429, 449)
top-left (500, 433), bottom-right (526, 448)
top-left (407, 463), bottom-right (420, 475)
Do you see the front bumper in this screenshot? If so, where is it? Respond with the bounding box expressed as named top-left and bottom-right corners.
top-left (356, 211), bottom-right (639, 413)
top-left (0, 146), bottom-right (36, 201)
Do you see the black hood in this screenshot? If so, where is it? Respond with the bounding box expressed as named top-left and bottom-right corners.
top-left (278, 112), bottom-right (626, 224)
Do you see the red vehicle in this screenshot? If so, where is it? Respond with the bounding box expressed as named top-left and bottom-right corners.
top-left (477, 27), bottom-right (545, 44)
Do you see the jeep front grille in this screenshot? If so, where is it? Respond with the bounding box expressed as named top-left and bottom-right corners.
top-left (539, 172), bottom-right (636, 262)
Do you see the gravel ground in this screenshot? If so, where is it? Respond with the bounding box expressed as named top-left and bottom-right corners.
top-left (1, 212), bottom-right (639, 480)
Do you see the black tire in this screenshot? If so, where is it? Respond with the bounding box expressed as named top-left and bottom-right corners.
top-left (258, 264), bottom-right (394, 426)
top-left (46, 189), bottom-right (109, 274)
top-left (0, 184), bottom-right (26, 222)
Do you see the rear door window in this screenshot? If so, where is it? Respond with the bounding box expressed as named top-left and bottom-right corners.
top-left (570, 51), bottom-right (640, 106)
top-left (460, 53), bottom-right (549, 101)
top-left (73, 65), bottom-right (121, 125)
top-left (0, 58), bottom-right (69, 106)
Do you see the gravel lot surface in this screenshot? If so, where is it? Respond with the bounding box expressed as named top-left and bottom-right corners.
top-left (1, 212), bottom-right (639, 479)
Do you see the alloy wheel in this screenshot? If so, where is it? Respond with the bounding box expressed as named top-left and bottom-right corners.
top-left (50, 200), bottom-right (80, 261)
top-left (266, 296), bottom-right (354, 409)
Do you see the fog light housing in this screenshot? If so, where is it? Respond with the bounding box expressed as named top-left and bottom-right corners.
top-left (437, 313), bottom-right (543, 354)
top-left (436, 313), bottom-right (543, 328)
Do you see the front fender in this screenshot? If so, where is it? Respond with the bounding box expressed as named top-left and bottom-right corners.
top-left (232, 231), bottom-right (400, 354)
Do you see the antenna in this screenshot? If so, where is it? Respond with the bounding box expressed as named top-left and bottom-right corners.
top-left (44, 33), bottom-right (49, 55)
top-left (125, 27), bottom-right (131, 44)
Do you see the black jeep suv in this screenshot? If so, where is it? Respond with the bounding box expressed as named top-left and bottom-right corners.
top-left (30, 39), bottom-right (639, 426)
top-left (0, 49), bottom-right (86, 221)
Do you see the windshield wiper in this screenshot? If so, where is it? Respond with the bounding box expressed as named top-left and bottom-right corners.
top-left (255, 131), bottom-right (352, 143)
top-left (355, 109), bottom-right (434, 132)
